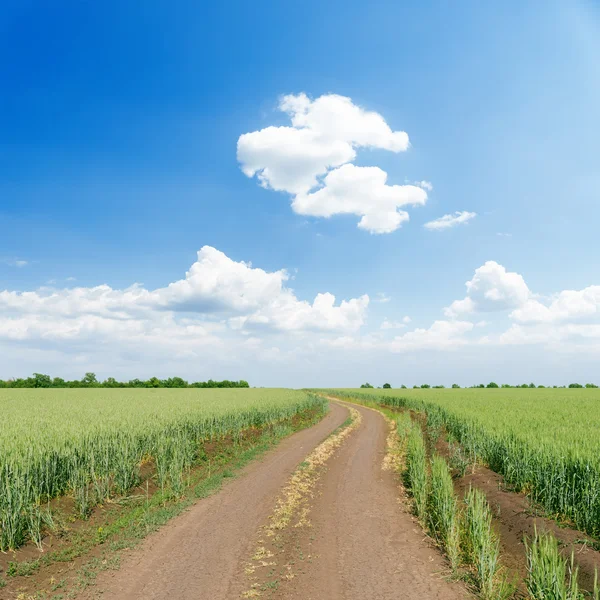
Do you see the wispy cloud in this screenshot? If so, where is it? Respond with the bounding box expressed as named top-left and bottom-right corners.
top-left (375, 292), bottom-right (391, 303)
top-left (424, 211), bottom-right (476, 231)
top-left (2, 258), bottom-right (29, 268)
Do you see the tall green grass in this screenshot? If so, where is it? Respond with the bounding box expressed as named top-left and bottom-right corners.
top-left (463, 487), bottom-right (502, 599)
top-left (525, 528), bottom-right (583, 600)
top-left (0, 389), bottom-right (325, 551)
top-left (326, 388), bottom-right (600, 538)
top-left (391, 403), bottom-right (508, 597)
top-left (429, 454), bottom-right (460, 570)
top-left (404, 421), bottom-right (428, 520)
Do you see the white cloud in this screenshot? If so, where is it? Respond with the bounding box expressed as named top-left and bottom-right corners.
top-left (2, 258), bottom-right (29, 268)
top-left (402, 315), bottom-right (412, 324)
top-left (510, 286), bottom-right (600, 324)
top-left (375, 292), bottom-right (391, 303)
top-left (0, 247), bottom-right (369, 347)
top-left (445, 261), bottom-right (531, 317)
top-left (292, 164), bottom-right (426, 234)
top-left (389, 320), bottom-right (474, 352)
top-left (424, 211), bottom-right (476, 231)
top-left (416, 180), bottom-right (433, 191)
top-left (238, 93), bottom-right (427, 233)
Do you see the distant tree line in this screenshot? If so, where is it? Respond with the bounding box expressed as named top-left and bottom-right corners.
top-left (0, 372), bottom-right (250, 389)
top-left (361, 382), bottom-right (598, 390)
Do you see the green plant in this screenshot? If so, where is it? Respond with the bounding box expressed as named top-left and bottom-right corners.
top-left (0, 389), bottom-right (326, 550)
top-left (326, 387), bottom-right (600, 538)
top-left (405, 424), bottom-right (428, 521)
top-left (428, 454), bottom-right (460, 570)
top-left (525, 528), bottom-right (583, 600)
top-left (463, 487), bottom-right (501, 599)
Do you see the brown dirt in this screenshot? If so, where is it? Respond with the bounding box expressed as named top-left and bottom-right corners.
top-left (70, 399), bottom-right (475, 600)
top-left (432, 428), bottom-right (600, 594)
top-left (0, 411), bottom-right (323, 599)
top-left (234, 401), bottom-right (469, 600)
top-left (443, 444), bottom-right (600, 593)
top-left (77, 402), bottom-right (350, 600)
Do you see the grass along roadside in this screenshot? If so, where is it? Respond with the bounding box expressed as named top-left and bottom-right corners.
top-left (330, 394), bottom-right (600, 600)
top-left (0, 404), bottom-right (327, 600)
top-left (1, 389), bottom-right (320, 553)
top-left (324, 388), bottom-right (600, 539)
top-left (242, 403), bottom-right (360, 598)
top-left (330, 395), bottom-right (512, 599)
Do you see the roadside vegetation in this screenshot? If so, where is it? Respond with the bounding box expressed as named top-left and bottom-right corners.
top-left (0, 388), bottom-right (324, 553)
top-left (326, 389), bottom-right (600, 599)
top-left (331, 387), bottom-right (600, 538)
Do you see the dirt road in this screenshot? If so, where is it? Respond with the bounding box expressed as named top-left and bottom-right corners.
top-left (85, 401), bottom-right (468, 600)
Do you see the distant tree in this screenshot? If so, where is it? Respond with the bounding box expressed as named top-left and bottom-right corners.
top-left (382, 383), bottom-right (391, 389)
top-left (451, 383), bottom-right (460, 389)
top-left (585, 383), bottom-right (598, 388)
top-left (81, 372), bottom-right (98, 387)
top-left (486, 382), bottom-right (499, 388)
top-left (528, 383), bottom-right (536, 388)
top-left (569, 383), bottom-right (583, 388)
top-left (420, 384), bottom-right (430, 389)
top-left (413, 385), bottom-right (419, 389)
top-left (360, 383), bottom-right (374, 389)
top-left (31, 373), bottom-right (52, 388)
top-left (146, 377), bottom-right (162, 388)
top-left (400, 384), bottom-right (407, 389)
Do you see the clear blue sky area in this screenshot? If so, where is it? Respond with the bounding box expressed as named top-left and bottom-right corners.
top-left (1, 0), bottom-right (599, 386)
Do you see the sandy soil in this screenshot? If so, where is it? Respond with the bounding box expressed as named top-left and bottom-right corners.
top-left (81, 401), bottom-right (470, 600)
top-left (239, 401), bottom-right (468, 599)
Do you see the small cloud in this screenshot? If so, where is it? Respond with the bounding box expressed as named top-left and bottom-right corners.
top-left (406, 179), bottom-right (433, 191)
top-left (375, 292), bottom-right (391, 304)
top-left (424, 211), bottom-right (476, 231)
top-left (46, 279), bottom-right (57, 285)
top-left (402, 316), bottom-right (411, 324)
top-left (66, 276), bottom-right (77, 281)
top-left (3, 258), bottom-right (29, 268)
top-left (496, 232), bottom-right (512, 238)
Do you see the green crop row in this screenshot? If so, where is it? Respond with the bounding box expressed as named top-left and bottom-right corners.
top-left (0, 388), bottom-right (326, 551)
top-left (324, 388), bottom-right (600, 538)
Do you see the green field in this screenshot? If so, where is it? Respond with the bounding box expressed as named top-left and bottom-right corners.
top-left (0, 388), bottom-right (325, 551)
top-left (326, 388), bottom-right (600, 537)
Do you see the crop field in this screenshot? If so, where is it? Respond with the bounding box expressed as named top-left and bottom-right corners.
top-left (328, 388), bottom-right (600, 538)
top-left (0, 388), bottom-right (325, 551)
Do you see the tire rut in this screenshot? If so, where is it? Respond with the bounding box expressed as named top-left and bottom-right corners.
top-left (250, 401), bottom-right (470, 600)
top-left (80, 402), bottom-right (349, 600)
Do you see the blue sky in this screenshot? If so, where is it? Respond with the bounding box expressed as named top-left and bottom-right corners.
top-left (1, 0), bottom-right (599, 386)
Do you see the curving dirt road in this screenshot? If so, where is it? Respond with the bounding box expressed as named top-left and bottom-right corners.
top-left (84, 401), bottom-right (468, 600)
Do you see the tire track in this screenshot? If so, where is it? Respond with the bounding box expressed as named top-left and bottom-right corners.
top-left (80, 402), bottom-right (349, 600)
